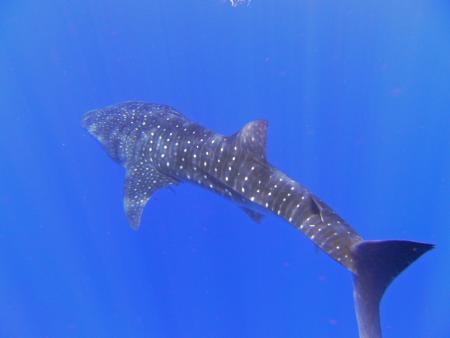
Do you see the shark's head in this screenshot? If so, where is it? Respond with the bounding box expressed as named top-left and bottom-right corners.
top-left (82, 101), bottom-right (185, 166)
top-left (81, 103), bottom-right (135, 164)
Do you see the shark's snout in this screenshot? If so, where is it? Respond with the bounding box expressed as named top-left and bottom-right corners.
top-left (81, 110), bottom-right (98, 133)
top-left (81, 106), bottom-right (126, 163)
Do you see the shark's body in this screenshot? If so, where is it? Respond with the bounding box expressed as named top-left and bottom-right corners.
top-left (83, 101), bottom-right (432, 338)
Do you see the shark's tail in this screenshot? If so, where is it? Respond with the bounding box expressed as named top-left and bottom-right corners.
top-left (351, 240), bottom-right (433, 338)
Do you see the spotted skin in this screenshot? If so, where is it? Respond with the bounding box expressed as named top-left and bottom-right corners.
top-left (82, 101), bottom-right (362, 271)
top-left (83, 101), bottom-right (435, 338)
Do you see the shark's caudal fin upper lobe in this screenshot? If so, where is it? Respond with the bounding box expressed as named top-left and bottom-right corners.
top-left (351, 240), bottom-right (433, 338)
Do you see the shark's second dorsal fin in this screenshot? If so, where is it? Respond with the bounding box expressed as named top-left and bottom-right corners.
top-left (124, 164), bottom-right (178, 230)
top-left (232, 120), bottom-right (268, 161)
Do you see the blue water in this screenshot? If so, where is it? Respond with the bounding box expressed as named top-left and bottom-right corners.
top-left (1, 1), bottom-right (449, 337)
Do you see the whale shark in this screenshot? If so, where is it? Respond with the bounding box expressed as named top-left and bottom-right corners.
top-left (82, 101), bottom-right (433, 338)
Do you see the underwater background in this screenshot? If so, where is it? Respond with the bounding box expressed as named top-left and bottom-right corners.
top-left (1, 0), bottom-right (449, 337)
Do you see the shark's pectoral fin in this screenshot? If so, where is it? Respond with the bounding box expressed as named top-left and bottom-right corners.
top-left (124, 164), bottom-right (178, 230)
top-left (241, 207), bottom-right (265, 223)
top-left (232, 120), bottom-right (268, 161)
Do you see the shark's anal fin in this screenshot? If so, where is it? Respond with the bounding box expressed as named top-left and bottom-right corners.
top-left (124, 164), bottom-right (178, 230)
top-left (241, 207), bottom-right (265, 223)
top-left (232, 120), bottom-right (268, 161)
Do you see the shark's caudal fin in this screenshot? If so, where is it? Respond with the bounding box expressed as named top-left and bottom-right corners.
top-left (351, 240), bottom-right (433, 338)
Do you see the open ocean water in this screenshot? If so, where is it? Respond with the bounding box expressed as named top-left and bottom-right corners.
top-left (1, 1), bottom-right (449, 337)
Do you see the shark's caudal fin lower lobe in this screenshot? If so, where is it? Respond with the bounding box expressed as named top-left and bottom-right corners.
top-left (351, 240), bottom-right (433, 338)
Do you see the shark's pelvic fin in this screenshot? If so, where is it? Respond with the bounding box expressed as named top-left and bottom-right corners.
top-left (241, 207), bottom-right (265, 223)
top-left (232, 120), bottom-right (268, 161)
top-left (351, 240), bottom-right (433, 338)
top-left (124, 164), bottom-right (178, 230)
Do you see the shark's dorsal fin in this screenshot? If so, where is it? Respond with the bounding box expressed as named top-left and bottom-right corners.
top-left (124, 163), bottom-right (178, 230)
top-left (232, 120), bottom-right (268, 161)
